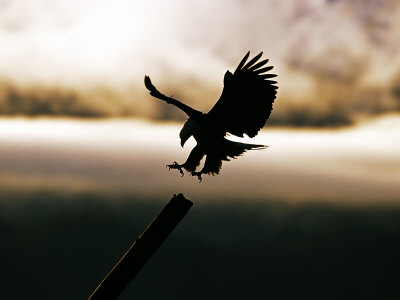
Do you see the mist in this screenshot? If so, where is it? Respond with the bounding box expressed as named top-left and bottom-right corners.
top-left (1, 116), bottom-right (399, 204)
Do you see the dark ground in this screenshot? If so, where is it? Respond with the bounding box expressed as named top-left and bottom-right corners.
top-left (1, 190), bottom-right (400, 300)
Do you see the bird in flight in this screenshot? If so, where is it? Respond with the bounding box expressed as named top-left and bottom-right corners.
top-left (144, 51), bottom-right (278, 181)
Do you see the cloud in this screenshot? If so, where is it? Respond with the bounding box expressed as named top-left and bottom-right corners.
top-left (1, 0), bottom-right (400, 125)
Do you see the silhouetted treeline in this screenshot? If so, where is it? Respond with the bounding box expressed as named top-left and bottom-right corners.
top-left (0, 81), bottom-right (138, 118)
top-left (1, 77), bottom-right (400, 126)
top-left (1, 190), bottom-right (400, 299)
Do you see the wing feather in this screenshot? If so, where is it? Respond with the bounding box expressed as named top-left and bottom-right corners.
top-left (234, 51), bottom-right (250, 73)
top-left (206, 52), bottom-right (278, 138)
top-left (248, 59), bottom-right (269, 71)
top-left (254, 66), bottom-right (274, 74)
top-left (242, 52), bottom-right (263, 70)
top-left (259, 74), bottom-right (278, 79)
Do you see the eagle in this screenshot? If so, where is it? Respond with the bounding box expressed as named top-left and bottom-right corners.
top-left (144, 51), bottom-right (278, 181)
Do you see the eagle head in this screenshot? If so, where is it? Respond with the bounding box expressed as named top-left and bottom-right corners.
top-left (179, 118), bottom-right (201, 147)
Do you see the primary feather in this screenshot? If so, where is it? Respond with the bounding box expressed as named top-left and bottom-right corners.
top-left (206, 51), bottom-right (278, 138)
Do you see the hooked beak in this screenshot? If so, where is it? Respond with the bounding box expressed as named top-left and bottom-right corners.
top-left (180, 118), bottom-right (197, 148)
top-left (180, 136), bottom-right (189, 147)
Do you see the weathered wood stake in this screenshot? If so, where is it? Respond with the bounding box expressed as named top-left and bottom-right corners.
top-left (88, 193), bottom-right (193, 300)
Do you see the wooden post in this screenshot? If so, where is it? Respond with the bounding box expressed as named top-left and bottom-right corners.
top-left (88, 193), bottom-right (193, 300)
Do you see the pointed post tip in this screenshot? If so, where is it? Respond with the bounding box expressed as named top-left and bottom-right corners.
top-left (171, 193), bottom-right (193, 207)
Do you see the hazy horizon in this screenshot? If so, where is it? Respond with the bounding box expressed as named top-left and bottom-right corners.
top-left (1, 114), bottom-right (399, 205)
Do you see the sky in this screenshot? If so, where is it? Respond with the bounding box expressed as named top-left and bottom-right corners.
top-left (0, 0), bottom-right (399, 205)
top-left (1, 0), bottom-right (400, 124)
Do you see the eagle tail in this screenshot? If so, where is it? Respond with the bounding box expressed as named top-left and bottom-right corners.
top-left (224, 139), bottom-right (267, 159)
top-left (198, 140), bottom-right (267, 177)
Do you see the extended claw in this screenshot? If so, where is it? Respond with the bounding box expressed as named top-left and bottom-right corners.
top-left (191, 171), bottom-right (203, 183)
top-left (166, 161), bottom-right (184, 177)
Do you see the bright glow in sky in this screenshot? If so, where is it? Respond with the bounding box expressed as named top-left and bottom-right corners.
top-left (1, 0), bottom-right (400, 89)
top-left (0, 116), bottom-right (399, 205)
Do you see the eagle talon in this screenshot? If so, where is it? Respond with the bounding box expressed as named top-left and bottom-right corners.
top-left (191, 171), bottom-right (203, 183)
top-left (166, 161), bottom-right (184, 177)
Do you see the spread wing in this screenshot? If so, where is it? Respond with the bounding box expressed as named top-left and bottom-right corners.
top-left (206, 51), bottom-right (278, 138)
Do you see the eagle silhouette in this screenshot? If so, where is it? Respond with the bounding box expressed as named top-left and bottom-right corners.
top-left (144, 51), bottom-right (278, 181)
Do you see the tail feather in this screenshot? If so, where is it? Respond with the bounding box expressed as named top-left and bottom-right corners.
top-left (225, 139), bottom-right (267, 159)
top-left (199, 139), bottom-right (267, 176)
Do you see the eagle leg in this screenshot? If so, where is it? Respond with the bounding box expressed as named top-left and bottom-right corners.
top-left (190, 171), bottom-right (203, 183)
top-left (166, 161), bottom-right (184, 177)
